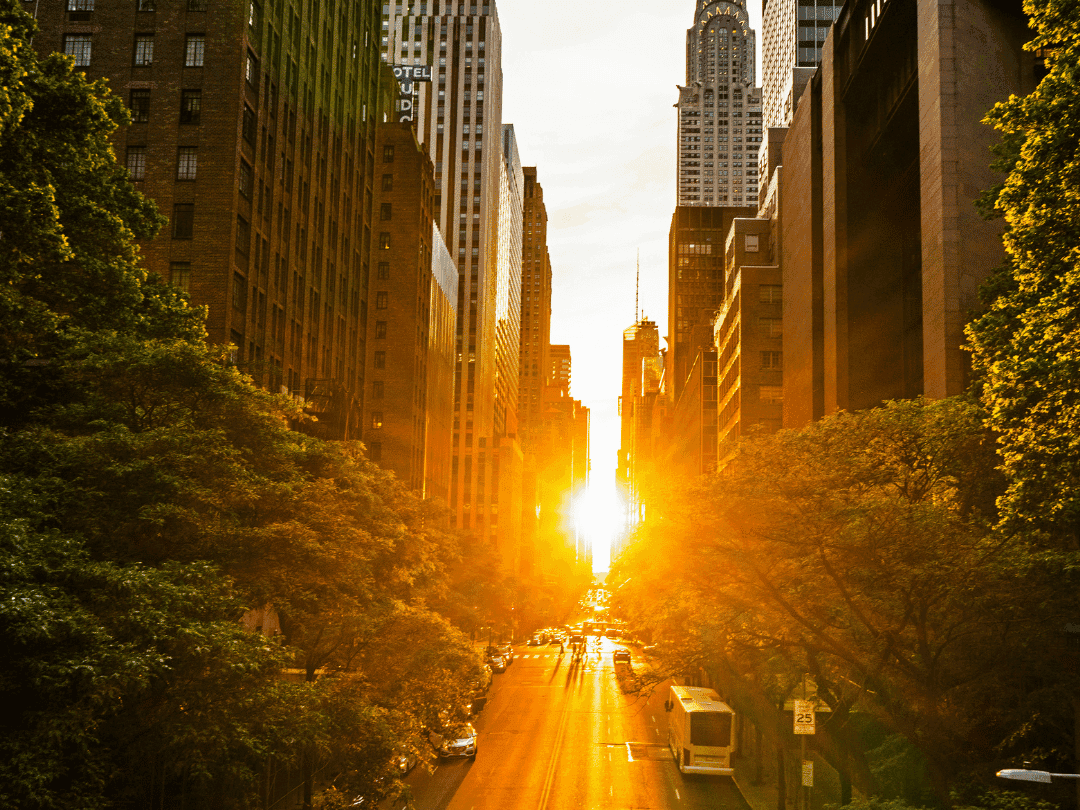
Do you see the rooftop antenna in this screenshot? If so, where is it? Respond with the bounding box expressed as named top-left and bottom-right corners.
top-left (635, 250), bottom-right (640, 323)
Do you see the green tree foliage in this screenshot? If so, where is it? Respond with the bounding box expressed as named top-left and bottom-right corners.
top-left (967, 0), bottom-right (1080, 542)
top-left (0, 4), bottom-right (491, 807)
top-left (612, 399), bottom-right (1079, 807)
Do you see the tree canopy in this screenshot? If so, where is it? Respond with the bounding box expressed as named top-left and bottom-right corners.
top-left (0, 4), bottom-right (528, 808)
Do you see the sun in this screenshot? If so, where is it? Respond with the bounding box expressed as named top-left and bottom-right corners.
top-left (573, 484), bottom-right (624, 572)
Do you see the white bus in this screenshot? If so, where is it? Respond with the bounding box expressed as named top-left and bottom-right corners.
top-left (666, 685), bottom-right (736, 776)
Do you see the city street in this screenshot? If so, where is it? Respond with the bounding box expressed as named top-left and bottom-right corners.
top-left (401, 637), bottom-right (751, 810)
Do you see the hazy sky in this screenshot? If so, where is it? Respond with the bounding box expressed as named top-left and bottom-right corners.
top-left (496, 0), bottom-right (764, 560)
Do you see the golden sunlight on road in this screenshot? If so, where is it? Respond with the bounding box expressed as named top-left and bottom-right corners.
top-left (574, 484), bottom-right (624, 573)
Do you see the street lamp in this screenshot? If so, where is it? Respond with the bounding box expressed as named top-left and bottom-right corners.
top-left (997, 769), bottom-right (1080, 783)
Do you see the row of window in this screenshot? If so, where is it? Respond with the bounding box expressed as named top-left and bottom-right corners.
top-left (63, 33), bottom-right (205, 68)
top-left (67, 0), bottom-right (209, 11)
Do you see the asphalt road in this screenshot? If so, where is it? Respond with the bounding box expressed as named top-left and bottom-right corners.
top-left (401, 636), bottom-right (752, 810)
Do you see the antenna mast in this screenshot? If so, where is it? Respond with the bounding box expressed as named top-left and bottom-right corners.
top-left (635, 250), bottom-right (640, 322)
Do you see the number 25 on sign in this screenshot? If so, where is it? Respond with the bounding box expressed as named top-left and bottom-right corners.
top-left (794, 700), bottom-right (816, 735)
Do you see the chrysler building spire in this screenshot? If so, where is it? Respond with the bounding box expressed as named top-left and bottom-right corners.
top-left (676, 0), bottom-right (763, 207)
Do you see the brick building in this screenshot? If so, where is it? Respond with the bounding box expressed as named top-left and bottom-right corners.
top-left (37, 0), bottom-right (388, 441)
top-left (778, 0), bottom-right (1038, 424)
top-left (518, 167), bottom-right (552, 453)
top-left (364, 122), bottom-right (456, 500)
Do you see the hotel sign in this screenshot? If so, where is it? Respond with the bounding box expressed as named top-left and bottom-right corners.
top-left (392, 64), bottom-right (432, 122)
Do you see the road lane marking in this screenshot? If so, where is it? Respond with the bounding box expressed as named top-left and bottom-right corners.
top-left (536, 707), bottom-right (572, 810)
top-left (676, 789), bottom-right (681, 800)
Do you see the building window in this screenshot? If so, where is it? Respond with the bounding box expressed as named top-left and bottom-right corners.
top-left (759, 385), bottom-right (783, 404)
top-left (371, 412), bottom-right (383, 429)
top-left (126, 146), bottom-right (146, 180)
top-left (63, 34), bottom-right (92, 67)
top-left (375, 321), bottom-right (387, 339)
top-left (379, 232), bottom-right (390, 250)
top-left (184, 34), bottom-right (205, 67)
top-left (236, 215), bottom-right (250, 254)
top-left (232, 272), bottom-right (247, 312)
top-left (68, 0), bottom-right (94, 9)
top-left (373, 351), bottom-right (386, 369)
top-left (169, 261), bottom-right (191, 293)
top-left (242, 104), bottom-right (256, 144)
top-left (238, 159), bottom-right (253, 197)
top-left (377, 262), bottom-right (390, 280)
top-left (176, 146), bottom-right (197, 180)
top-left (759, 284), bottom-right (782, 303)
top-left (761, 350), bottom-right (782, 369)
top-left (172, 203), bottom-right (194, 239)
top-left (133, 34), bottom-right (154, 65)
top-left (245, 50), bottom-right (259, 88)
top-left (381, 173), bottom-right (393, 191)
top-left (382, 144), bottom-right (394, 163)
top-left (376, 292), bottom-right (388, 310)
top-left (128, 89), bottom-right (150, 123)
top-left (180, 89), bottom-right (201, 124)
top-left (759, 317), bottom-right (782, 338)
top-left (380, 203), bottom-right (392, 221)
top-left (372, 381), bottom-right (384, 399)
top-left (136, 0), bottom-right (155, 10)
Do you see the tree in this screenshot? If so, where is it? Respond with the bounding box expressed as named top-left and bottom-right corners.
top-left (612, 399), bottom-right (1079, 807)
top-left (966, 0), bottom-right (1080, 543)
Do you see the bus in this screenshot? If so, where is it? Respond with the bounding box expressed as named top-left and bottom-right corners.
top-left (666, 685), bottom-right (736, 776)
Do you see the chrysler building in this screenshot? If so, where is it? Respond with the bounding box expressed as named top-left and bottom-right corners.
top-left (676, 0), bottom-right (764, 207)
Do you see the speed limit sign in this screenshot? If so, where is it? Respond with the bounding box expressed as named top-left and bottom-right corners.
top-left (794, 700), bottom-right (816, 735)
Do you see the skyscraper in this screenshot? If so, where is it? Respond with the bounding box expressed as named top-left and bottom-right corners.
top-left (760, 0), bottom-right (842, 129)
top-left (36, 0), bottom-right (385, 441)
top-left (382, 2), bottom-right (500, 518)
top-left (676, 0), bottom-right (764, 207)
top-left (517, 167), bottom-right (552, 452)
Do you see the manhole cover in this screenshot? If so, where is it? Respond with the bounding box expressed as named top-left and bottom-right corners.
top-left (627, 742), bottom-right (670, 762)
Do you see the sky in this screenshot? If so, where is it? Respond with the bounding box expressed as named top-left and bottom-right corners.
top-left (496, 0), bottom-right (764, 568)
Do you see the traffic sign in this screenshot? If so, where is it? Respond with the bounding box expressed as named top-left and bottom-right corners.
top-left (794, 700), bottom-right (816, 735)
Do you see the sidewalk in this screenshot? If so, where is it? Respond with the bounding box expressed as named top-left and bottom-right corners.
top-left (734, 753), bottom-right (780, 810)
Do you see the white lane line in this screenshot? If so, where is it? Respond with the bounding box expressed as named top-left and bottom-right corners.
top-left (676, 789), bottom-right (681, 800)
top-left (651, 715), bottom-right (656, 723)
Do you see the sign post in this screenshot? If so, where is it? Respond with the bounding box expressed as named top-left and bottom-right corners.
top-left (794, 697), bottom-right (816, 810)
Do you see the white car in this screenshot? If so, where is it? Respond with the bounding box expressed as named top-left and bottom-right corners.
top-left (436, 723), bottom-right (477, 760)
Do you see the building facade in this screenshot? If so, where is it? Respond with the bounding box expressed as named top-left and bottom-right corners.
top-left (364, 122), bottom-right (456, 500)
top-left (761, 0), bottom-right (842, 129)
top-left (779, 0), bottom-right (1038, 424)
top-left (40, 0), bottom-right (386, 441)
top-left (517, 167), bottom-right (552, 452)
top-left (676, 0), bottom-right (764, 207)
top-left (668, 206), bottom-right (755, 398)
top-left (616, 319), bottom-right (666, 530)
top-left (382, 1), bottom-right (514, 546)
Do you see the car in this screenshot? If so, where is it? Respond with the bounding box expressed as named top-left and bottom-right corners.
top-left (495, 642), bottom-right (514, 663)
top-left (613, 649), bottom-right (631, 665)
top-left (527, 635), bottom-right (543, 646)
top-left (641, 644), bottom-right (658, 656)
top-left (486, 654), bottom-right (506, 673)
top-left (435, 722), bottom-right (477, 760)
top-left (547, 634), bottom-right (565, 646)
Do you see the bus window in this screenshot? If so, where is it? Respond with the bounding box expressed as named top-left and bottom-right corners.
top-left (691, 712), bottom-right (732, 747)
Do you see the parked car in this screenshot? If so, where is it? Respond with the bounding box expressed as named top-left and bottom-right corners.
top-left (486, 654), bottom-right (506, 673)
top-left (613, 648), bottom-right (631, 665)
top-left (527, 635), bottom-right (543, 646)
top-left (495, 642), bottom-right (514, 663)
top-left (435, 723), bottom-right (477, 760)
